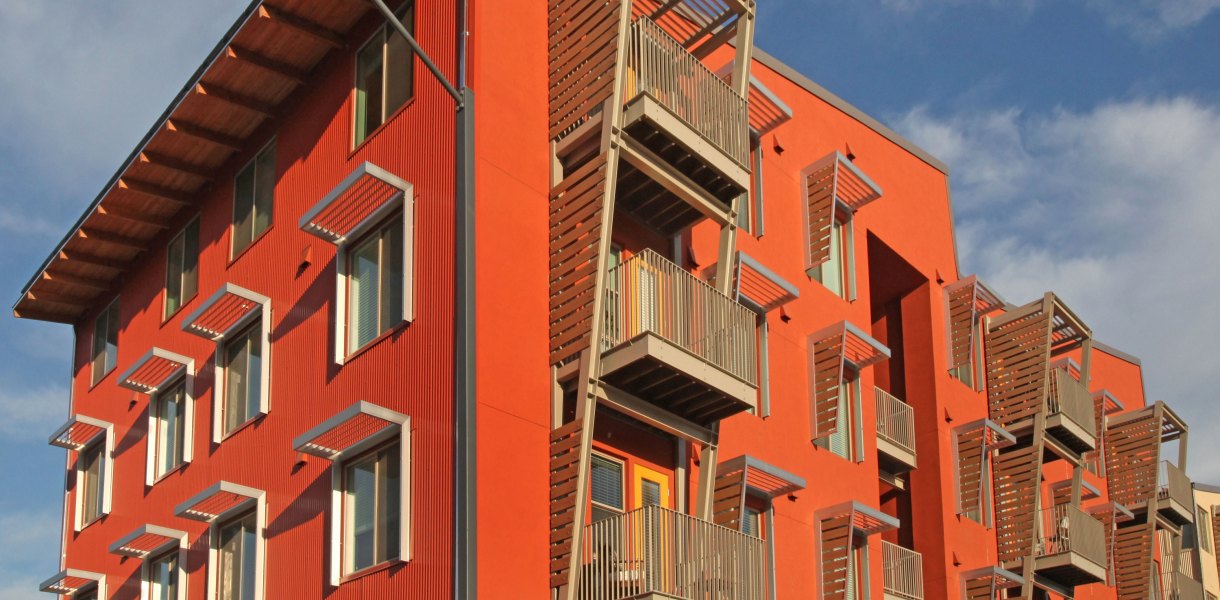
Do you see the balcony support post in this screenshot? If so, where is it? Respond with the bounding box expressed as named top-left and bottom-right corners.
top-left (731, 11), bottom-right (755, 100)
top-left (696, 424), bottom-right (721, 520)
top-left (1071, 465), bottom-right (1083, 506)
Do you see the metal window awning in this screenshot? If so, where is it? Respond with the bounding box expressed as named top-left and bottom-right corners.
top-left (174, 481), bottom-right (263, 523)
top-left (293, 400), bottom-right (409, 461)
top-left (806, 151), bottom-right (883, 213)
top-left (39, 569), bottom-right (105, 595)
top-left (714, 66), bottom-right (793, 136)
top-left (717, 455), bottom-right (806, 498)
top-left (944, 275), bottom-right (1006, 372)
top-left (810, 320), bottom-right (891, 370)
top-left (117, 347), bottom-right (193, 393)
top-left (48, 414), bottom-right (110, 451)
top-left (182, 283), bottom-right (269, 341)
top-left (1093, 390), bottom-right (1125, 415)
top-left (298, 162), bottom-right (412, 245)
top-left (734, 252), bottom-right (799, 313)
top-left (819, 501), bottom-right (900, 536)
top-left (108, 524), bottom-right (186, 558)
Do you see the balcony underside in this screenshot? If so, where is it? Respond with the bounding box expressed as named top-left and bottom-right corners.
top-left (1005, 416), bottom-right (1095, 458)
top-left (1033, 552), bottom-right (1108, 588)
top-left (601, 332), bottom-right (756, 425)
top-left (877, 439), bottom-right (917, 475)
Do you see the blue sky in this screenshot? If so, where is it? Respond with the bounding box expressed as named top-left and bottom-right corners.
top-left (0, 0), bottom-right (1217, 596)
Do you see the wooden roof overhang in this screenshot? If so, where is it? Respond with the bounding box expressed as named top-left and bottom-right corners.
top-left (13, 0), bottom-right (383, 324)
top-left (174, 480), bottom-right (264, 523)
top-left (108, 524), bottom-right (187, 559)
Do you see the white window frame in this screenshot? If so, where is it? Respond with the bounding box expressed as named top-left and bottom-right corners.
top-left (202, 488), bottom-right (267, 600)
top-left (91, 297), bottom-right (120, 385)
top-left (230, 140), bottom-right (276, 259)
top-left (143, 543), bottom-right (187, 600)
top-left (164, 215), bottom-right (200, 319)
top-left (352, 2), bottom-right (415, 147)
top-left (108, 524), bottom-right (188, 600)
top-left (73, 417), bottom-right (114, 532)
top-left (215, 317), bottom-right (270, 441)
top-left (298, 163), bottom-right (415, 366)
top-left (146, 368), bottom-right (195, 485)
top-left (340, 210), bottom-right (408, 356)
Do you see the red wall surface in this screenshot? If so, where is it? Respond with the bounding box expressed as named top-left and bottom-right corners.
top-left (59, 3), bottom-right (459, 598)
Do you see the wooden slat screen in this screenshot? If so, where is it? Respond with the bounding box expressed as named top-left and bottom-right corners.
top-left (1113, 521), bottom-right (1154, 600)
top-left (984, 304), bottom-right (1052, 428)
top-left (1211, 507), bottom-right (1220, 584)
top-left (1105, 409), bottom-right (1161, 508)
top-left (1090, 506), bottom-right (1117, 585)
top-left (548, 156), bottom-right (609, 366)
top-left (549, 419), bottom-right (584, 588)
top-left (548, 0), bottom-right (623, 140)
top-left (819, 513), bottom-right (855, 600)
top-left (809, 329), bottom-right (845, 441)
top-left (993, 445), bottom-right (1041, 563)
top-left (803, 160), bottom-right (838, 271)
top-left (711, 466), bottom-right (748, 530)
top-left (956, 425), bottom-right (987, 521)
top-left (947, 282), bottom-right (979, 371)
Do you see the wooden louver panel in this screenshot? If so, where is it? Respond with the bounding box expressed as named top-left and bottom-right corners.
top-left (992, 445), bottom-right (1041, 564)
top-left (809, 331), bottom-right (845, 441)
top-left (1112, 522), bottom-right (1154, 600)
top-left (1211, 507), bottom-right (1220, 582)
top-left (1089, 505), bottom-right (1119, 585)
top-left (984, 307), bottom-right (1052, 428)
top-left (956, 425), bottom-right (987, 521)
top-left (549, 419), bottom-right (583, 588)
top-left (947, 282), bottom-right (978, 372)
top-left (804, 162), bottom-right (838, 271)
top-left (1105, 410), bottom-right (1161, 508)
top-left (819, 513), bottom-right (855, 600)
top-left (711, 467), bottom-right (748, 530)
top-left (548, 157), bottom-right (609, 366)
top-left (548, 0), bottom-right (623, 140)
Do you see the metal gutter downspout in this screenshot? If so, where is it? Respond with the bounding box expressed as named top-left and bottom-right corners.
top-left (365, 2), bottom-right (474, 597)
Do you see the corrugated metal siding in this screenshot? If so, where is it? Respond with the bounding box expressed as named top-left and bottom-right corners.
top-left (58, 3), bottom-right (459, 598)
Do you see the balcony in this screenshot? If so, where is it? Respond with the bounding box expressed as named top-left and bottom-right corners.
top-left (576, 505), bottom-right (766, 600)
top-left (1042, 367), bottom-right (1097, 454)
top-left (613, 16), bottom-right (750, 236)
top-left (1033, 505), bottom-right (1108, 587)
top-left (1159, 567), bottom-right (1205, 600)
top-left (876, 389), bottom-right (917, 475)
top-left (882, 542), bottom-right (924, 600)
top-left (1158, 461), bottom-right (1196, 526)
top-left (601, 249), bottom-right (758, 425)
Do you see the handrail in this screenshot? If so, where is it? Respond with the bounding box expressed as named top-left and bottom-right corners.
top-left (882, 541), bottom-right (924, 600)
top-left (1035, 505), bottom-right (1106, 569)
top-left (625, 16), bottom-right (750, 166)
top-left (1046, 367), bottom-right (1097, 439)
top-left (875, 388), bottom-right (916, 457)
top-left (603, 249), bottom-right (758, 386)
top-left (576, 505), bottom-right (767, 600)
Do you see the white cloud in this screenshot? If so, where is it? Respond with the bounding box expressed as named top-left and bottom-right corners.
top-left (871, 0), bottom-right (1219, 37)
top-left (0, 383), bottom-right (69, 442)
top-left (894, 97), bottom-right (1220, 481)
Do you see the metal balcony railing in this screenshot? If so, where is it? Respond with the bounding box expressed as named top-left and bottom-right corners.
top-left (577, 505), bottom-right (767, 600)
top-left (603, 249), bottom-right (758, 386)
top-left (1046, 367), bottom-right (1097, 438)
top-left (882, 541), bottom-right (924, 600)
top-left (625, 16), bottom-right (750, 166)
top-left (1159, 461), bottom-right (1194, 509)
top-left (1035, 505), bottom-right (1107, 568)
top-left (1159, 566), bottom-right (1206, 600)
top-left (875, 388), bottom-right (916, 457)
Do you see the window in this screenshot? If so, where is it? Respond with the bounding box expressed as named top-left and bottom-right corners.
top-left (816, 369), bottom-right (861, 461)
top-left (152, 378), bottom-right (187, 479)
top-left (221, 320), bottom-right (263, 437)
top-left (354, 2), bottom-right (415, 145)
top-left (147, 549), bottom-right (180, 600)
top-left (79, 440), bottom-right (106, 526)
top-left (743, 506), bottom-right (763, 538)
top-left (91, 299), bottom-right (119, 385)
top-left (342, 442), bottom-right (402, 574)
top-left (76, 592), bottom-right (99, 600)
top-left (164, 218), bottom-right (199, 318)
top-left (1200, 509), bottom-right (1213, 553)
top-left (216, 511), bottom-right (259, 600)
top-left (346, 212), bottom-right (405, 353)
top-left (232, 142), bottom-right (275, 257)
top-left (590, 454), bottom-right (624, 522)
top-left (811, 213), bottom-right (853, 299)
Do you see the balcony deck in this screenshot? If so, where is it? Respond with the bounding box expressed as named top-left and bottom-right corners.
top-left (1156, 461), bottom-right (1196, 526)
top-left (875, 388), bottom-right (917, 475)
top-left (1002, 368), bottom-right (1097, 457)
top-left (601, 250), bottom-right (757, 425)
top-left (1032, 505), bottom-right (1108, 588)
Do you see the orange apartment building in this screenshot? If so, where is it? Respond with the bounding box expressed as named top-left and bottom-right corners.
top-left (13, 0), bottom-right (1211, 599)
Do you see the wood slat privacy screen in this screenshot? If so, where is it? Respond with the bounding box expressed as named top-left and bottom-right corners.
top-left (1089, 505), bottom-right (1119, 585)
top-left (548, 156), bottom-right (609, 366)
top-left (548, 419), bottom-right (584, 588)
top-left (1113, 521), bottom-right (1154, 600)
top-left (819, 513), bottom-right (856, 600)
top-left (945, 277), bottom-right (1003, 374)
top-left (801, 153), bottom-right (882, 273)
top-left (984, 304), bottom-right (1053, 428)
top-left (712, 466), bottom-right (749, 531)
top-left (809, 330), bottom-right (846, 442)
top-left (993, 445), bottom-right (1041, 563)
top-left (548, 0), bottom-right (624, 140)
top-left (956, 425), bottom-right (988, 522)
top-left (1105, 409), bottom-right (1161, 508)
